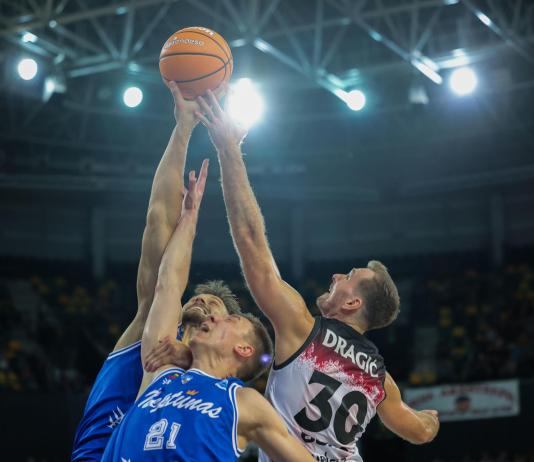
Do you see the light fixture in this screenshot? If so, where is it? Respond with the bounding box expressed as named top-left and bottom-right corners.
top-left (17, 58), bottom-right (38, 80)
top-left (449, 67), bottom-right (478, 96)
top-left (22, 32), bottom-right (37, 43)
top-left (227, 78), bottom-right (265, 129)
top-left (123, 86), bottom-right (143, 108)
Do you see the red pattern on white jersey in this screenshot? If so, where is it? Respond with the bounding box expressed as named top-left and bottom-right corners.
top-left (259, 317), bottom-right (386, 462)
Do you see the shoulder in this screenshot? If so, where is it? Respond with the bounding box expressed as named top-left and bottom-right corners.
top-left (236, 386), bottom-right (262, 406)
top-left (236, 388), bottom-right (274, 423)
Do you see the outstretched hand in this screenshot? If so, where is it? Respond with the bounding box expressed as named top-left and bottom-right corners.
top-left (182, 159), bottom-right (209, 213)
top-left (164, 80), bottom-right (201, 128)
top-left (196, 89), bottom-right (248, 152)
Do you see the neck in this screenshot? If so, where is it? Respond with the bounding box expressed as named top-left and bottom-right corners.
top-left (331, 313), bottom-right (366, 334)
top-left (189, 347), bottom-right (237, 380)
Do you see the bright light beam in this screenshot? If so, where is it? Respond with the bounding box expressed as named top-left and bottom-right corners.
top-left (22, 32), bottom-right (37, 43)
top-left (335, 89), bottom-right (366, 111)
top-left (449, 67), bottom-right (478, 96)
top-left (123, 86), bottom-right (143, 108)
top-left (227, 78), bottom-right (264, 129)
top-left (17, 58), bottom-right (38, 80)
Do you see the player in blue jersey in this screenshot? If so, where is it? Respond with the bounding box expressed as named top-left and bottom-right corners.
top-left (72, 83), bottom-right (240, 462)
top-left (101, 159), bottom-right (315, 462)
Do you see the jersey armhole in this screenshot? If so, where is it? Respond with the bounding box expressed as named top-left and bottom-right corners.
top-left (149, 367), bottom-right (185, 385)
top-left (273, 316), bottom-right (321, 370)
top-left (107, 340), bottom-right (142, 360)
top-left (228, 383), bottom-right (246, 457)
top-left (377, 369), bottom-right (388, 407)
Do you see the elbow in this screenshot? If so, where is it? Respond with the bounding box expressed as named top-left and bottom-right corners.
top-left (146, 203), bottom-right (166, 228)
top-left (410, 426), bottom-right (437, 445)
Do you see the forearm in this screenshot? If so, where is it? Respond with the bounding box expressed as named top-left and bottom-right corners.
top-left (141, 211), bottom-right (198, 360)
top-left (147, 123), bottom-right (193, 226)
top-left (218, 145), bottom-right (274, 271)
top-left (136, 123), bottom-right (194, 314)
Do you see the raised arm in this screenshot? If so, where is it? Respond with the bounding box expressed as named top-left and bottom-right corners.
top-left (377, 373), bottom-right (440, 445)
top-left (140, 161), bottom-right (208, 379)
top-left (115, 82), bottom-right (200, 351)
top-left (197, 92), bottom-right (314, 362)
top-left (237, 388), bottom-right (316, 462)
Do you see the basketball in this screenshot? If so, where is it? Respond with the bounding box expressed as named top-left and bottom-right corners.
top-left (159, 26), bottom-right (233, 100)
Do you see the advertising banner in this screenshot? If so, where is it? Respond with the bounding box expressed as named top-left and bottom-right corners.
top-left (404, 380), bottom-right (520, 422)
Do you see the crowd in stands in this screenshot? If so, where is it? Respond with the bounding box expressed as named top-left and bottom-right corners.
top-left (410, 263), bottom-right (534, 385)
top-left (0, 274), bottom-right (123, 391)
top-left (1, 255), bottom-right (534, 392)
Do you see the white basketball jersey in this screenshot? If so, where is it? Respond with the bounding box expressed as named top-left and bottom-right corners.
top-left (259, 317), bottom-right (386, 462)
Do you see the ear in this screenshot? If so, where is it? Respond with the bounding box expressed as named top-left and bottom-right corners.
top-left (234, 344), bottom-right (254, 360)
top-left (342, 296), bottom-right (363, 312)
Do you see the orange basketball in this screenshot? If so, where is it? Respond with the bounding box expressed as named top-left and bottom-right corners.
top-left (159, 27), bottom-right (233, 100)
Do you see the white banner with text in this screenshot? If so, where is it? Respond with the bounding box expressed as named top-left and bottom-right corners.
top-left (404, 380), bottom-right (520, 422)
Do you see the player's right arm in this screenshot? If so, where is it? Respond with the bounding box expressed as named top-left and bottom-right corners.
top-left (377, 372), bottom-right (440, 444)
top-left (114, 82), bottom-right (199, 351)
top-left (197, 92), bottom-right (314, 362)
top-left (237, 387), bottom-right (316, 462)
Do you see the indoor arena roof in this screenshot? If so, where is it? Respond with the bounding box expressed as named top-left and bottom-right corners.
top-left (1, 0), bottom-right (533, 198)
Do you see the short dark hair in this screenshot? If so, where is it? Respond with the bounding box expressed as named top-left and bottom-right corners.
top-left (237, 313), bottom-right (273, 383)
top-left (358, 260), bottom-right (400, 330)
top-left (194, 280), bottom-right (241, 314)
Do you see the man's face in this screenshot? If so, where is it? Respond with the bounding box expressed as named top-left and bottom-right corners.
top-left (316, 268), bottom-right (374, 318)
top-left (182, 294), bottom-right (228, 326)
top-left (190, 314), bottom-right (254, 357)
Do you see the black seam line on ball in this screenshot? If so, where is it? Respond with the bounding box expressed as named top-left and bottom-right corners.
top-left (160, 59), bottom-right (229, 83)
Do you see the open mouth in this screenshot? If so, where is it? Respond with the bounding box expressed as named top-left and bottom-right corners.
top-left (187, 304), bottom-right (209, 315)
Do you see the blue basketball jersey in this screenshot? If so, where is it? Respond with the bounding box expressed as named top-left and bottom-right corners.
top-left (72, 340), bottom-right (144, 462)
top-left (101, 367), bottom-right (245, 462)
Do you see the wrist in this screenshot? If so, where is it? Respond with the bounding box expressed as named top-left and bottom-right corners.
top-left (176, 115), bottom-right (197, 132)
top-left (217, 142), bottom-right (242, 158)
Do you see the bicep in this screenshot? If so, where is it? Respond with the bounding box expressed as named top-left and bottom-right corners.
top-left (136, 220), bottom-right (173, 307)
top-left (140, 288), bottom-right (182, 363)
top-left (244, 264), bottom-right (313, 336)
top-left (241, 393), bottom-right (314, 462)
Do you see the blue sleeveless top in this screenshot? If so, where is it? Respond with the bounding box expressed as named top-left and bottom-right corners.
top-left (72, 340), bottom-right (144, 461)
top-left (101, 367), bottom-right (245, 461)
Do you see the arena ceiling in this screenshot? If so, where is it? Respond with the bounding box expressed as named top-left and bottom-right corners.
top-left (1, 0), bottom-right (533, 199)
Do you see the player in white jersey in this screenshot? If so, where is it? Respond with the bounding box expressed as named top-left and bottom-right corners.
top-left (197, 92), bottom-right (440, 462)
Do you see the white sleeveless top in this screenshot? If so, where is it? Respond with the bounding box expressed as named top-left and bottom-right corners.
top-left (259, 317), bottom-right (386, 462)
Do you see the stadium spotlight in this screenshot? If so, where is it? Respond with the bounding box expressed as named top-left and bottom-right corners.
top-left (449, 67), bottom-right (478, 96)
top-left (345, 89), bottom-right (366, 111)
top-left (227, 78), bottom-right (264, 129)
top-left (17, 58), bottom-right (38, 80)
top-left (123, 86), bottom-right (143, 108)
top-left (22, 32), bottom-right (37, 43)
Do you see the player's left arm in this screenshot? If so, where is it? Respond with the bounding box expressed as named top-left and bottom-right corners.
top-left (138, 160), bottom-right (208, 395)
top-left (114, 82), bottom-right (199, 351)
top-left (377, 372), bottom-right (440, 444)
top-left (237, 388), bottom-right (316, 462)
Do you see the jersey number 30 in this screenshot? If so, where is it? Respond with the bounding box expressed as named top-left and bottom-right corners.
top-left (294, 370), bottom-right (368, 445)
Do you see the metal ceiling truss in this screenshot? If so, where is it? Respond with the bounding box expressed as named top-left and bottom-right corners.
top-left (1, 0), bottom-right (533, 157)
top-left (2, 0), bottom-right (532, 86)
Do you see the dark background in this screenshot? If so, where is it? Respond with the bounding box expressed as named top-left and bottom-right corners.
top-left (1, 0), bottom-right (534, 461)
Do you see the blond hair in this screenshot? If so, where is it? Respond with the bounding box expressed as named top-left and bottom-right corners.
top-left (358, 260), bottom-right (400, 330)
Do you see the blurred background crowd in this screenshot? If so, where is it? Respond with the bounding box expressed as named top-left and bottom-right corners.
top-left (2, 252), bottom-right (533, 393)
